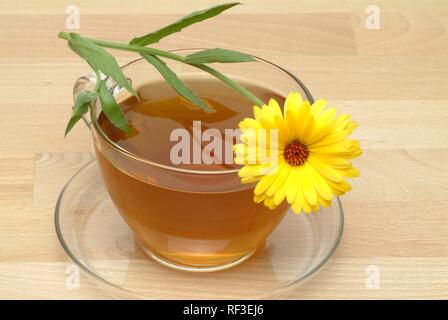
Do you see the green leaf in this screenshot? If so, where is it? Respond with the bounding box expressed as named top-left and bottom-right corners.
top-left (98, 80), bottom-right (130, 132)
top-left (64, 91), bottom-right (97, 136)
top-left (142, 54), bottom-right (212, 113)
top-left (65, 33), bottom-right (136, 96)
top-left (185, 48), bottom-right (255, 64)
top-left (129, 2), bottom-right (240, 46)
top-left (194, 64), bottom-right (264, 107)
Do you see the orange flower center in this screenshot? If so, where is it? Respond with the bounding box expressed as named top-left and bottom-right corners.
top-left (283, 140), bottom-right (309, 166)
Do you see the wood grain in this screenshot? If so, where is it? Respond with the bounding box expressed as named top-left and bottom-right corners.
top-left (0, 0), bottom-right (447, 299)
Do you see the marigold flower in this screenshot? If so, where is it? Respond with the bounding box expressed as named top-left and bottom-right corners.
top-left (234, 92), bottom-right (362, 213)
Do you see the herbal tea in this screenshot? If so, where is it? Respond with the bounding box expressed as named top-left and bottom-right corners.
top-left (95, 79), bottom-right (289, 267)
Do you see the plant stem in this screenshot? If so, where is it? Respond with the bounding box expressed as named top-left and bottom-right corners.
top-left (58, 32), bottom-right (264, 106)
top-left (59, 32), bottom-right (186, 62)
top-left (195, 64), bottom-right (264, 106)
top-left (93, 69), bottom-right (102, 92)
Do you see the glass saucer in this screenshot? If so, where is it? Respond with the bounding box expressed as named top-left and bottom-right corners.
top-left (55, 160), bottom-right (344, 299)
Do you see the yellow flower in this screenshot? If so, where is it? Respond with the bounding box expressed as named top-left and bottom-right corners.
top-left (234, 92), bottom-right (361, 214)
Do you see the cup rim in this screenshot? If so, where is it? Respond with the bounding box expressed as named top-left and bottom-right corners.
top-left (91, 48), bottom-right (315, 175)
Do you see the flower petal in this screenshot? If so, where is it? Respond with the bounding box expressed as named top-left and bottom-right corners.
top-left (306, 163), bottom-right (333, 201)
top-left (296, 100), bottom-right (313, 142)
top-left (286, 166), bottom-right (301, 203)
top-left (307, 107), bottom-right (336, 144)
top-left (254, 165), bottom-right (283, 195)
top-left (311, 99), bottom-right (326, 118)
top-left (291, 192), bottom-right (303, 214)
top-left (266, 163), bottom-right (291, 197)
top-left (273, 182), bottom-right (288, 206)
top-left (284, 92), bottom-right (302, 138)
top-left (307, 156), bottom-right (344, 182)
top-left (301, 166), bottom-right (318, 206)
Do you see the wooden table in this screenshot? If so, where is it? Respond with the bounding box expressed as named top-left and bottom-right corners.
top-left (1, 0), bottom-right (447, 299)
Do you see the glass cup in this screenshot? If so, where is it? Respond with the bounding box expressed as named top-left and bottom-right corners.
top-left (74, 49), bottom-right (314, 272)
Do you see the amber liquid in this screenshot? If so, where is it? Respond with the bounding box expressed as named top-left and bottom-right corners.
top-left (95, 79), bottom-right (288, 267)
